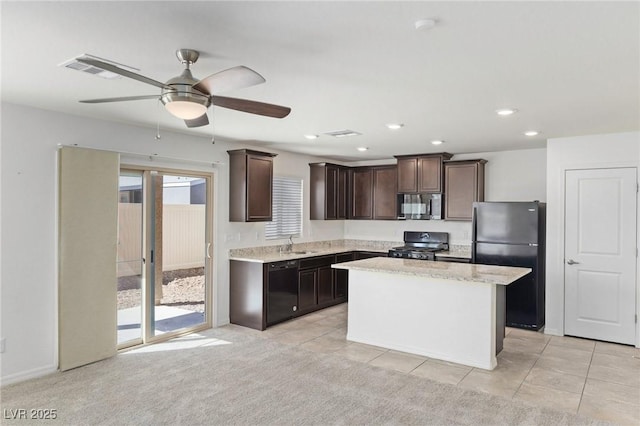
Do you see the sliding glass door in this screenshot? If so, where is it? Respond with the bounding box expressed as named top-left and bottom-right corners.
top-left (117, 168), bottom-right (212, 349)
top-left (149, 173), bottom-right (208, 338)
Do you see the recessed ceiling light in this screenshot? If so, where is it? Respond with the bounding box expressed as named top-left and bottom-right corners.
top-left (524, 131), bottom-right (539, 136)
top-left (415, 19), bottom-right (437, 31)
top-left (386, 123), bottom-right (404, 130)
top-left (357, 147), bottom-right (369, 152)
top-left (431, 140), bottom-right (445, 145)
top-left (496, 109), bottom-right (517, 116)
top-left (304, 134), bottom-right (318, 140)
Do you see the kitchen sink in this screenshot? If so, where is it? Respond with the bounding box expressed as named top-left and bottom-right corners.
top-left (292, 251), bottom-right (317, 255)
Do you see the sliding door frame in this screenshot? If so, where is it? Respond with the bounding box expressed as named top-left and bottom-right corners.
top-left (120, 164), bottom-right (214, 348)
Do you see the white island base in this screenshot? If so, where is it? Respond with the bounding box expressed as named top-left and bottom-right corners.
top-left (334, 258), bottom-right (531, 371)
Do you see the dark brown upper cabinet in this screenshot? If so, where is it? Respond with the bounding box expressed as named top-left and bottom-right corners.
top-left (372, 166), bottom-right (398, 220)
top-left (228, 149), bottom-right (277, 222)
top-left (350, 166), bottom-right (397, 220)
top-left (351, 167), bottom-right (373, 219)
top-left (309, 163), bottom-right (350, 220)
top-left (395, 153), bottom-right (453, 193)
top-left (444, 159), bottom-right (487, 221)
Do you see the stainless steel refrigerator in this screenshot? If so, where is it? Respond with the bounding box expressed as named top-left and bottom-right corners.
top-left (471, 201), bottom-right (546, 330)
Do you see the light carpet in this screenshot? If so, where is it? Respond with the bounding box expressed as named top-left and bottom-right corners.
top-left (0, 326), bottom-right (610, 425)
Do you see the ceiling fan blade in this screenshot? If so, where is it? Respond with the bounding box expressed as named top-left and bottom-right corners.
top-left (79, 95), bottom-right (160, 103)
top-left (212, 96), bottom-right (291, 118)
top-left (193, 66), bottom-right (266, 95)
top-left (184, 114), bottom-right (209, 128)
top-left (76, 57), bottom-right (170, 90)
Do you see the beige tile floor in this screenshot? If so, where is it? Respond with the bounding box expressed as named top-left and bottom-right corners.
top-left (229, 303), bottom-right (640, 425)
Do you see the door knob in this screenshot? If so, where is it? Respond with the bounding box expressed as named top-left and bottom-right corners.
top-left (566, 259), bottom-right (580, 265)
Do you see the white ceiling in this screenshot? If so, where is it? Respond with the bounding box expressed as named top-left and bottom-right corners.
top-left (2, 1), bottom-right (638, 162)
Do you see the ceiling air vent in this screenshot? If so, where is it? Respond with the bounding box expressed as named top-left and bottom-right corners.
top-left (324, 129), bottom-right (362, 138)
top-left (58, 54), bottom-right (140, 79)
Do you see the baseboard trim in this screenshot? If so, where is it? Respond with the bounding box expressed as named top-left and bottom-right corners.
top-left (543, 328), bottom-right (563, 336)
top-left (0, 364), bottom-right (58, 387)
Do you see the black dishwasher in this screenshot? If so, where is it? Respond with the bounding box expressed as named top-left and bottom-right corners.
top-left (267, 260), bottom-right (299, 326)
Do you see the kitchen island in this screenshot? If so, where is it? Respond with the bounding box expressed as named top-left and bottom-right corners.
top-left (332, 257), bottom-right (531, 370)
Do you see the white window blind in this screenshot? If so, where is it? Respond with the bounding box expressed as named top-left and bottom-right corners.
top-left (265, 176), bottom-right (302, 240)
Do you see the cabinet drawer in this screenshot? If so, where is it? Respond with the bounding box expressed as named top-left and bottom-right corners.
top-left (299, 255), bottom-right (335, 270)
top-left (336, 252), bottom-right (355, 263)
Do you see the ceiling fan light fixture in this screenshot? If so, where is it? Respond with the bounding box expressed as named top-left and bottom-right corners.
top-left (165, 101), bottom-right (208, 120)
top-left (161, 92), bottom-right (211, 120)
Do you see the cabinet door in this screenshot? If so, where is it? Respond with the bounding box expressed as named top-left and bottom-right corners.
top-left (337, 168), bottom-right (350, 219)
top-left (373, 166), bottom-right (397, 220)
top-left (396, 158), bottom-right (418, 193)
top-left (325, 166), bottom-right (338, 219)
top-left (317, 265), bottom-right (334, 304)
top-left (298, 269), bottom-right (317, 312)
top-left (418, 156), bottom-right (442, 193)
top-left (444, 161), bottom-right (485, 221)
top-left (351, 168), bottom-right (373, 219)
top-left (247, 154), bottom-right (273, 221)
top-left (334, 252), bottom-right (354, 301)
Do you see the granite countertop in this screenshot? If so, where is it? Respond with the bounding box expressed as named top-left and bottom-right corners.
top-left (332, 257), bottom-right (530, 286)
top-left (229, 240), bottom-right (473, 263)
top-left (228, 239), bottom-right (396, 263)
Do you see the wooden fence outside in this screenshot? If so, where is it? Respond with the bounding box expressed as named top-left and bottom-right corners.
top-left (117, 203), bottom-right (206, 277)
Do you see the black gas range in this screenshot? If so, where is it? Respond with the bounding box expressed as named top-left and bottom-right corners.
top-left (388, 231), bottom-right (449, 261)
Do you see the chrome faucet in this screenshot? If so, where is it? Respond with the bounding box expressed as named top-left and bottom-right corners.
top-left (286, 235), bottom-right (294, 252)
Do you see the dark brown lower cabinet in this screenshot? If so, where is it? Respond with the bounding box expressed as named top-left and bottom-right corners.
top-left (298, 255), bottom-right (335, 313)
top-left (231, 252), bottom-right (365, 330)
top-left (317, 266), bottom-right (334, 304)
top-left (354, 251), bottom-right (388, 260)
top-left (334, 252), bottom-right (354, 302)
top-left (298, 269), bottom-right (317, 313)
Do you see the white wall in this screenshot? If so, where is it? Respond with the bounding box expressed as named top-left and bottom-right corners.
top-left (545, 132), bottom-right (640, 342)
top-left (0, 102), bottom-right (342, 384)
top-left (345, 148), bottom-right (547, 245)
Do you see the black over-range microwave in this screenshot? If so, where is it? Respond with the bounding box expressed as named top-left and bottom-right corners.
top-left (397, 193), bottom-right (443, 220)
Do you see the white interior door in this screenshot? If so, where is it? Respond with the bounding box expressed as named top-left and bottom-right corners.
top-left (564, 168), bottom-right (637, 345)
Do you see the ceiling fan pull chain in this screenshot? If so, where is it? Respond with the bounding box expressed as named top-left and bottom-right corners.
top-left (210, 105), bottom-right (215, 144)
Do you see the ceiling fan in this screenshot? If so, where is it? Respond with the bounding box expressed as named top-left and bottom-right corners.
top-left (77, 49), bottom-right (291, 128)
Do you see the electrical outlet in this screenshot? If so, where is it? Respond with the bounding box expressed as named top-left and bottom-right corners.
top-left (0, 338), bottom-right (6, 353)
top-left (224, 234), bottom-right (235, 242)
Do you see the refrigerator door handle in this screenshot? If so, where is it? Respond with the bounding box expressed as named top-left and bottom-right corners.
top-left (471, 205), bottom-right (478, 263)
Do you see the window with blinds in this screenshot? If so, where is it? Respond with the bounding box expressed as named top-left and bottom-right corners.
top-left (265, 176), bottom-right (303, 240)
